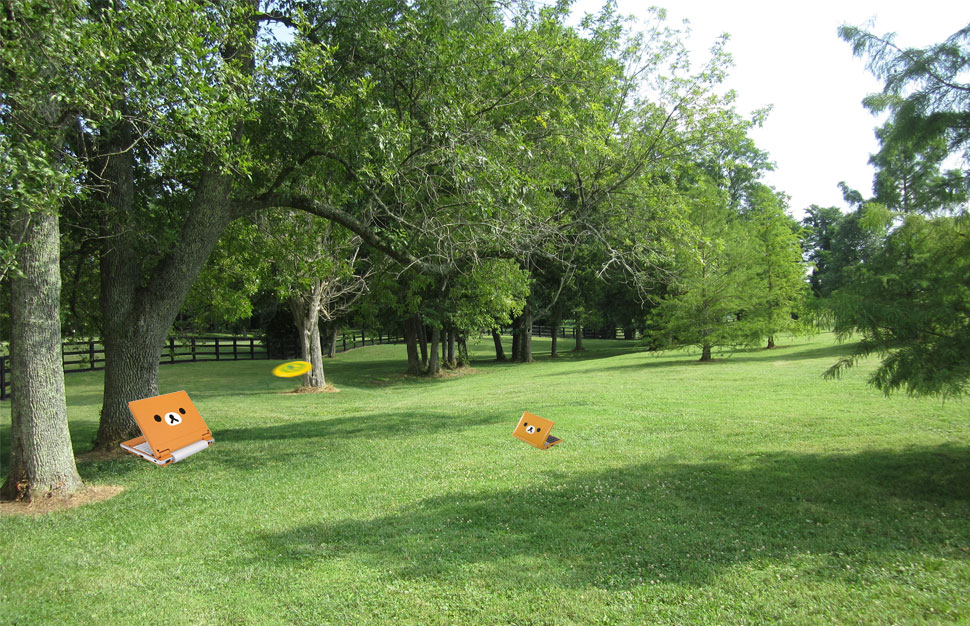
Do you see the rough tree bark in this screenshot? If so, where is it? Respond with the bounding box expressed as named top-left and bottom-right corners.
top-left (289, 289), bottom-right (327, 388)
top-left (418, 323), bottom-right (429, 369)
top-left (326, 325), bottom-right (339, 358)
top-left (491, 329), bottom-right (506, 361)
top-left (426, 326), bottom-right (441, 375)
top-left (457, 333), bottom-right (469, 367)
top-left (2, 209), bottom-right (84, 501)
top-left (511, 319), bottom-right (521, 361)
top-left (94, 122), bottom-right (152, 449)
top-left (445, 328), bottom-right (456, 369)
top-left (519, 307), bottom-right (534, 363)
top-left (404, 316), bottom-right (422, 375)
top-left (94, 159), bottom-right (238, 450)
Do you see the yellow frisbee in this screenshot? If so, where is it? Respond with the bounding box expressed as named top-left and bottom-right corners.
top-left (272, 360), bottom-right (312, 378)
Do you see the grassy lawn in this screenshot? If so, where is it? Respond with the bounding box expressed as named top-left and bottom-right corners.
top-left (1, 333), bottom-right (969, 625)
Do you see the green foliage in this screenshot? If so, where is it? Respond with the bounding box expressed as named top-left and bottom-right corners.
top-left (741, 184), bottom-right (812, 345)
top-left (1, 0), bottom-right (104, 279)
top-left (7, 0), bottom-right (770, 350)
top-left (254, 211), bottom-right (366, 307)
top-left (185, 208), bottom-right (372, 369)
top-left (870, 122), bottom-right (968, 215)
top-left (183, 219), bottom-right (270, 331)
top-left (357, 258), bottom-right (528, 343)
top-left (802, 203), bottom-right (885, 299)
top-left (839, 22), bottom-right (970, 166)
top-left (447, 260), bottom-right (530, 334)
top-left (3, 0), bottom-right (270, 347)
top-left (655, 177), bottom-right (756, 358)
top-left (826, 212), bottom-right (970, 397)
top-left (827, 21), bottom-right (970, 398)
top-left (801, 204), bottom-right (845, 297)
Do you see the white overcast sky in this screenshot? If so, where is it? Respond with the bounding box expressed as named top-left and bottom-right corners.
top-left (568, 0), bottom-right (969, 218)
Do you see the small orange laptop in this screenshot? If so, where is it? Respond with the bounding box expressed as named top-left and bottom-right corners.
top-left (120, 390), bottom-right (214, 465)
top-left (513, 411), bottom-right (562, 449)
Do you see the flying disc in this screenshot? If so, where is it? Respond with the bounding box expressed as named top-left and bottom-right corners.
top-left (272, 360), bottom-right (312, 378)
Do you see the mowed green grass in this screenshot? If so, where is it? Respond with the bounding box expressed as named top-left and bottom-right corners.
top-left (1, 333), bottom-right (969, 625)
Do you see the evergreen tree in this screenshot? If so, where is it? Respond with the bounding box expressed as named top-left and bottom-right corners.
top-left (801, 205), bottom-right (845, 298)
top-left (827, 21), bottom-right (970, 397)
top-left (742, 185), bottom-right (811, 349)
top-left (657, 178), bottom-right (755, 361)
top-left (827, 211), bottom-right (970, 397)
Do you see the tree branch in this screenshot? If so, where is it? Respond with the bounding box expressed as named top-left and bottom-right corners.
top-left (238, 193), bottom-right (451, 276)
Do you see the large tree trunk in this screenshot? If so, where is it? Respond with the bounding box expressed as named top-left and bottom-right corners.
top-left (93, 126), bottom-right (156, 449)
top-left (491, 329), bottom-right (506, 361)
top-left (97, 319), bottom-right (167, 447)
top-left (574, 324), bottom-right (584, 352)
top-left (766, 335), bottom-right (775, 349)
top-left (326, 325), bottom-right (339, 358)
top-left (511, 318), bottom-right (521, 361)
top-left (418, 322), bottom-right (428, 369)
top-left (304, 322), bottom-right (326, 387)
top-left (404, 316), bottom-right (422, 374)
top-left (457, 333), bottom-right (469, 367)
top-left (446, 328), bottom-right (456, 369)
top-left (94, 160), bottom-right (238, 450)
top-left (93, 7), bottom-right (258, 450)
top-left (2, 209), bottom-right (84, 501)
top-left (290, 292), bottom-right (326, 388)
top-left (700, 344), bottom-right (713, 362)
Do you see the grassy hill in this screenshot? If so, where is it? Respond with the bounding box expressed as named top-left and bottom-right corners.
top-left (2, 333), bottom-right (969, 624)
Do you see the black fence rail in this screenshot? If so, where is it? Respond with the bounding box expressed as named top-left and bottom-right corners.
top-left (531, 325), bottom-right (630, 340)
top-left (0, 327), bottom-right (632, 400)
top-left (0, 331), bottom-right (403, 401)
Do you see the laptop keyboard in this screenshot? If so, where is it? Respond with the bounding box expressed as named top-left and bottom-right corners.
top-left (133, 441), bottom-right (154, 455)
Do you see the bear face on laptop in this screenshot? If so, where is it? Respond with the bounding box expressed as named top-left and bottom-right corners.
top-left (154, 407), bottom-right (187, 426)
top-left (127, 390), bottom-right (213, 459)
top-left (513, 411), bottom-right (561, 449)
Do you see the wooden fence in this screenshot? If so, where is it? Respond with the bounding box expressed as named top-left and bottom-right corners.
top-left (0, 330), bottom-right (401, 401)
top-left (0, 326), bottom-right (631, 400)
top-left (531, 325), bottom-right (628, 340)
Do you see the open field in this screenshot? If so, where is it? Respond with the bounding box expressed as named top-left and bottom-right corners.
top-left (2, 334), bottom-right (969, 625)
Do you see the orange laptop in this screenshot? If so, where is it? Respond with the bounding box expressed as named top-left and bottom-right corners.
top-left (120, 390), bottom-right (214, 465)
top-left (513, 411), bottom-right (562, 449)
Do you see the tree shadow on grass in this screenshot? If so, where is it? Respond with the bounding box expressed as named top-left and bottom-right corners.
top-left (217, 409), bottom-right (509, 444)
top-left (730, 341), bottom-right (858, 364)
top-left (74, 451), bottom-right (142, 483)
top-left (204, 410), bottom-right (513, 474)
top-left (538, 343), bottom-right (654, 364)
top-left (252, 444), bottom-right (970, 589)
top-left (538, 341), bottom-right (861, 380)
